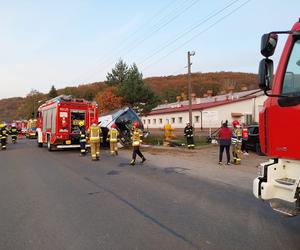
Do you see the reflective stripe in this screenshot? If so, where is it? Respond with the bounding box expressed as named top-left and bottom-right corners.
top-left (81, 149), bottom-right (86, 152)
top-left (80, 139), bottom-right (86, 142)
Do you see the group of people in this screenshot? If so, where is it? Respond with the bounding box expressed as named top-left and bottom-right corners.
top-left (78, 119), bottom-right (146, 166)
top-left (0, 122), bottom-right (18, 150)
top-left (218, 120), bottom-right (248, 165)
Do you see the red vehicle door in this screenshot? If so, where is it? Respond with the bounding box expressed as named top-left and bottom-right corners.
top-left (264, 27), bottom-right (300, 160)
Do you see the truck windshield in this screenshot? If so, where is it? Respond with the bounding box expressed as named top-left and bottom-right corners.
top-left (282, 39), bottom-right (300, 95)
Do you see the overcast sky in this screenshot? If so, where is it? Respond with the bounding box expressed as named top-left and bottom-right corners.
top-left (0, 0), bottom-right (299, 99)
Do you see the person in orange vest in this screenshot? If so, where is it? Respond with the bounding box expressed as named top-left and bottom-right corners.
top-left (241, 124), bottom-right (249, 155)
top-left (130, 121), bottom-right (146, 166)
top-left (87, 119), bottom-right (102, 161)
top-left (107, 123), bottom-right (119, 155)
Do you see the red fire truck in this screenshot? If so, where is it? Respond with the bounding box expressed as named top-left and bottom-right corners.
top-left (26, 119), bottom-right (38, 139)
top-left (253, 19), bottom-right (300, 216)
top-left (36, 95), bottom-right (98, 151)
top-left (15, 120), bottom-right (28, 136)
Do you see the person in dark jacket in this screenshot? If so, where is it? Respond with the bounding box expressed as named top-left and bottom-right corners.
top-left (218, 122), bottom-right (232, 165)
top-left (184, 123), bottom-right (195, 149)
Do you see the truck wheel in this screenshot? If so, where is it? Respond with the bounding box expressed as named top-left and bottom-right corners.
top-left (47, 137), bottom-right (54, 151)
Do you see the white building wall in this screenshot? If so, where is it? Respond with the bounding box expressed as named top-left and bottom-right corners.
top-left (141, 95), bottom-right (267, 129)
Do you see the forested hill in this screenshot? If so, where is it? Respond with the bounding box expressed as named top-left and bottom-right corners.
top-left (0, 71), bottom-right (257, 121)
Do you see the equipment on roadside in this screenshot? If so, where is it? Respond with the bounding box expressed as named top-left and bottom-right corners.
top-left (253, 19), bottom-right (300, 216)
top-left (163, 120), bottom-right (175, 146)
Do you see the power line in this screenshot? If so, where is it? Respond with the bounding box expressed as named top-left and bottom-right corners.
top-left (137, 0), bottom-right (240, 66)
top-left (142, 0), bottom-right (252, 71)
top-left (71, 0), bottom-right (193, 85)
top-left (73, 0), bottom-right (200, 85)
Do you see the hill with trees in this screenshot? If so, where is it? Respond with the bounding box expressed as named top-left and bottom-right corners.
top-left (0, 61), bottom-right (257, 122)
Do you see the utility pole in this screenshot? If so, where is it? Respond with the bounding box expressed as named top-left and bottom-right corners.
top-left (187, 51), bottom-right (195, 125)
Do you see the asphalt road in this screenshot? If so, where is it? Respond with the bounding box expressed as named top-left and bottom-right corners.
top-left (0, 139), bottom-right (299, 250)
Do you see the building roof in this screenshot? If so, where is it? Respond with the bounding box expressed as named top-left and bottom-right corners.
top-left (147, 93), bottom-right (263, 116)
top-left (153, 89), bottom-right (262, 111)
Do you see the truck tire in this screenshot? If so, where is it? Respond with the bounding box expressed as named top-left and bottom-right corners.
top-left (47, 137), bottom-right (55, 151)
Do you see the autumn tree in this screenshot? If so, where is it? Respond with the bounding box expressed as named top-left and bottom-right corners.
top-left (94, 86), bottom-right (124, 114)
top-left (106, 59), bottom-right (129, 85)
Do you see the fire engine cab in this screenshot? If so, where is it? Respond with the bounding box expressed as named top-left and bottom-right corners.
top-left (36, 95), bottom-right (98, 151)
top-left (253, 19), bottom-right (300, 216)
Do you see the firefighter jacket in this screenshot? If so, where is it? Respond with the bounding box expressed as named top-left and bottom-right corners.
top-left (10, 126), bottom-right (18, 136)
top-left (0, 127), bottom-right (9, 143)
top-left (184, 126), bottom-right (194, 137)
top-left (107, 128), bottom-right (119, 142)
top-left (131, 128), bottom-right (142, 146)
top-left (0, 127), bottom-right (9, 139)
top-left (231, 127), bottom-right (242, 145)
top-left (88, 125), bottom-right (102, 143)
top-left (79, 126), bottom-right (86, 143)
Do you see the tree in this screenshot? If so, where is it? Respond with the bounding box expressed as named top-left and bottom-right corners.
top-left (106, 59), bottom-right (129, 85)
top-left (94, 87), bottom-right (124, 114)
top-left (48, 85), bottom-right (58, 98)
top-left (19, 89), bottom-right (45, 119)
top-left (118, 63), bottom-right (159, 114)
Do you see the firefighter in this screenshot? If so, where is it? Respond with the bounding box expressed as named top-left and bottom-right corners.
top-left (79, 120), bottom-right (86, 156)
top-left (241, 124), bottom-right (249, 155)
top-left (231, 120), bottom-right (242, 164)
top-left (107, 123), bottom-right (119, 155)
top-left (10, 123), bottom-right (18, 144)
top-left (88, 119), bottom-right (102, 161)
top-left (184, 123), bottom-right (195, 149)
top-left (0, 122), bottom-right (9, 150)
top-left (130, 121), bottom-right (146, 166)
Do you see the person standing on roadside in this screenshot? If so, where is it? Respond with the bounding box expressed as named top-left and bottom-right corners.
top-left (241, 123), bottom-right (249, 155)
top-left (218, 122), bottom-right (232, 165)
top-left (88, 119), bottom-right (101, 161)
top-left (130, 121), bottom-right (146, 166)
top-left (184, 123), bottom-right (195, 149)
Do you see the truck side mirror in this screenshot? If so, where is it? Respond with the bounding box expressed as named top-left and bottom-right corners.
top-left (258, 58), bottom-right (274, 91)
top-left (261, 33), bottom-right (278, 57)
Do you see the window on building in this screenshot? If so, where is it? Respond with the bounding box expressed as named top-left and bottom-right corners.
top-left (171, 117), bottom-right (175, 124)
top-left (245, 114), bottom-right (253, 125)
top-left (148, 119), bottom-right (151, 124)
top-left (153, 119), bottom-right (156, 124)
top-left (178, 117), bottom-right (182, 123)
top-left (194, 116), bottom-right (199, 123)
top-left (159, 118), bottom-right (162, 124)
top-left (143, 119), bottom-right (146, 124)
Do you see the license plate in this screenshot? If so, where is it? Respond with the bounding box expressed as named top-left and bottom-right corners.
top-left (65, 140), bottom-right (71, 145)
